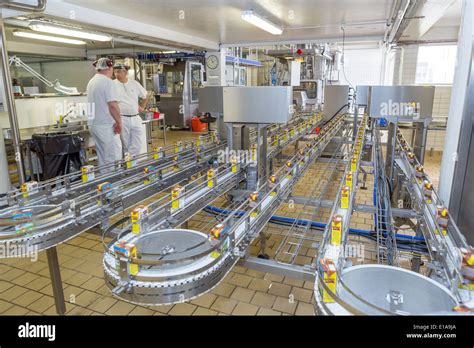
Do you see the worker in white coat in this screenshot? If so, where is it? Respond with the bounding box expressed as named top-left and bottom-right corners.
top-left (86, 58), bottom-right (122, 173)
top-left (113, 64), bottom-right (149, 157)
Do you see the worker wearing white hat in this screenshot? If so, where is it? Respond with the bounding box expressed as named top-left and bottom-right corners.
top-left (113, 63), bottom-right (149, 157)
top-left (86, 57), bottom-right (122, 173)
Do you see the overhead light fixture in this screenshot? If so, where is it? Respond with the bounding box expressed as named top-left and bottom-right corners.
top-left (241, 10), bottom-right (283, 35)
top-left (13, 30), bottom-right (86, 45)
top-left (29, 21), bottom-right (112, 42)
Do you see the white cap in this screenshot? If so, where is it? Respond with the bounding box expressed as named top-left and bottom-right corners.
top-left (93, 57), bottom-right (113, 71)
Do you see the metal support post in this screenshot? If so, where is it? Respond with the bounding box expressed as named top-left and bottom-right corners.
top-left (353, 105), bottom-right (359, 141)
top-left (385, 121), bottom-right (398, 188)
top-left (410, 221), bottom-right (423, 273)
top-left (413, 120), bottom-right (429, 165)
top-left (46, 247), bottom-right (66, 315)
top-left (0, 20), bottom-right (25, 184)
top-left (256, 124), bottom-right (268, 189)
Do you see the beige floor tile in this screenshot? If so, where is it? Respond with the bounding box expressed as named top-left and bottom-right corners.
top-left (61, 257), bottom-right (87, 270)
top-left (3, 306), bottom-right (30, 315)
top-left (227, 273), bottom-right (253, 288)
top-left (232, 266), bottom-right (248, 274)
top-left (256, 307), bottom-right (281, 316)
top-left (247, 278), bottom-right (272, 292)
top-left (64, 272), bottom-right (92, 287)
top-left (232, 302), bottom-right (259, 315)
top-left (129, 306), bottom-right (156, 315)
top-left (27, 295), bottom-right (55, 314)
top-left (23, 276), bottom-right (52, 292)
top-left (68, 306), bottom-right (94, 315)
top-left (268, 282), bottom-right (292, 297)
top-left (38, 283), bottom-right (54, 296)
top-left (2, 268), bottom-right (26, 281)
top-left (1, 285), bottom-right (29, 301)
top-left (63, 285), bottom-right (85, 302)
top-left (42, 305), bottom-right (59, 315)
top-left (211, 282), bottom-right (235, 298)
top-left (80, 277), bottom-right (105, 292)
top-left (0, 299), bottom-right (14, 313)
top-left (210, 297), bottom-right (238, 314)
top-left (10, 272), bottom-right (40, 287)
top-left (0, 280), bottom-right (15, 293)
top-left (94, 284), bottom-right (111, 296)
top-left (272, 296), bottom-right (298, 315)
top-left (230, 287), bottom-right (255, 303)
top-left (250, 292), bottom-right (276, 309)
top-left (154, 304), bottom-right (174, 314)
top-left (264, 273), bottom-right (284, 283)
top-left (74, 290), bottom-right (102, 308)
top-left (105, 301), bottom-right (136, 315)
top-left (283, 277), bottom-right (304, 288)
top-left (168, 303), bottom-right (196, 315)
top-left (295, 302), bottom-right (315, 315)
top-left (193, 307), bottom-right (218, 315)
top-left (190, 293), bottom-right (217, 308)
top-left (245, 269), bottom-right (266, 279)
top-left (79, 239), bottom-right (98, 249)
top-left (12, 290), bottom-right (43, 307)
top-left (303, 281), bottom-right (314, 290)
top-left (290, 287), bottom-right (313, 303)
top-left (87, 296), bottom-right (117, 313)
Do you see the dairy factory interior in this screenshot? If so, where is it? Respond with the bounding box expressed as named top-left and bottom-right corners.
top-left (0, 0), bottom-right (472, 317)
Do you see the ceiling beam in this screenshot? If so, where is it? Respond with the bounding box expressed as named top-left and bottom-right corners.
top-left (220, 35), bottom-right (384, 48)
top-left (402, 0), bottom-right (459, 40)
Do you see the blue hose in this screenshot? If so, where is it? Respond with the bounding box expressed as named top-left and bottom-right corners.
top-left (204, 205), bottom-right (425, 242)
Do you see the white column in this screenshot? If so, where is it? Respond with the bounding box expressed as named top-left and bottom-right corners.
top-left (438, 0), bottom-right (474, 205)
top-left (0, 127), bottom-right (11, 194)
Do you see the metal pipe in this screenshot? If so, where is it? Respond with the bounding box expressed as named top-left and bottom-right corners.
top-left (0, 20), bottom-right (25, 184)
top-left (0, 0), bottom-right (46, 12)
top-left (220, 35), bottom-right (384, 48)
top-left (387, 0), bottom-right (411, 44)
top-left (286, 19), bottom-right (388, 31)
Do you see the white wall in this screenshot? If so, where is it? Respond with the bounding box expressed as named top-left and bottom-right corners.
top-left (339, 46), bottom-right (385, 86)
top-left (391, 44), bottom-right (453, 151)
top-left (41, 61), bottom-right (95, 93)
top-left (0, 96), bottom-right (89, 130)
top-left (11, 60), bottom-right (94, 94)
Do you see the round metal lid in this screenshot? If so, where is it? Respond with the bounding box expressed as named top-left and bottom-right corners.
top-left (134, 229), bottom-right (214, 273)
top-left (338, 264), bottom-right (458, 315)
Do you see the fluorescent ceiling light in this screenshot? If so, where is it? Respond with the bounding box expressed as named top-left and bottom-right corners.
top-left (241, 10), bottom-right (283, 35)
top-left (13, 30), bottom-right (86, 45)
top-left (29, 21), bottom-right (111, 42)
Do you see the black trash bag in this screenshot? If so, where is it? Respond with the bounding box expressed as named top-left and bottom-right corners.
top-left (30, 132), bottom-right (86, 180)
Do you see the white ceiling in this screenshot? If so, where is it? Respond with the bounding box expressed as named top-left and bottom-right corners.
top-left (62, 0), bottom-right (394, 45)
top-left (401, 0), bottom-right (462, 42)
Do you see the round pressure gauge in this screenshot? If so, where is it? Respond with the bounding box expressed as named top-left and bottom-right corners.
top-left (206, 55), bottom-right (219, 69)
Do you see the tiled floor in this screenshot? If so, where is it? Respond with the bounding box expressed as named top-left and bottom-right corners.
top-left (0, 128), bottom-right (443, 316)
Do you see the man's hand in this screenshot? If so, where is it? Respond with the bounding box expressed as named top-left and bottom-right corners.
top-left (113, 122), bottom-right (122, 134)
top-left (138, 106), bottom-right (145, 113)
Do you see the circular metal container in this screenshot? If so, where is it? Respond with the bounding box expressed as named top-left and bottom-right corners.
top-left (337, 265), bottom-right (457, 315)
top-left (104, 229), bottom-right (238, 305)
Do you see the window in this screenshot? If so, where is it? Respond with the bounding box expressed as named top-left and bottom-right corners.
top-left (415, 45), bottom-right (457, 84)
